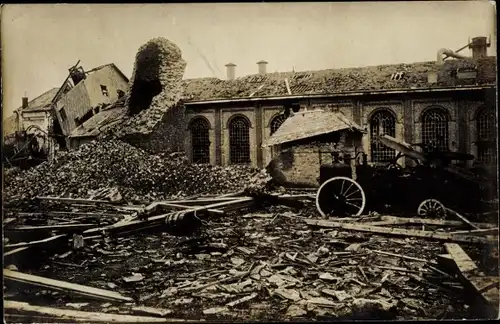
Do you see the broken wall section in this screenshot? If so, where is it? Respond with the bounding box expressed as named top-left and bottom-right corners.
top-left (110, 37), bottom-right (187, 153)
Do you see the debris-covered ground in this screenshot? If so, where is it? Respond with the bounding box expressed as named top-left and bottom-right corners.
top-left (3, 139), bottom-right (499, 322)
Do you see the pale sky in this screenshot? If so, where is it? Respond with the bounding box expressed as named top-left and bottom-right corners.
top-left (1, 2), bottom-right (496, 118)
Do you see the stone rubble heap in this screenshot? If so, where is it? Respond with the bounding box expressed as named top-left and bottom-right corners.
top-left (3, 139), bottom-right (260, 203)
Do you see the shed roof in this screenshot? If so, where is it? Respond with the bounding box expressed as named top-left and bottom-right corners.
top-left (19, 87), bottom-right (60, 112)
top-left (262, 110), bottom-right (364, 147)
top-left (69, 106), bottom-right (127, 138)
top-left (181, 57), bottom-right (496, 102)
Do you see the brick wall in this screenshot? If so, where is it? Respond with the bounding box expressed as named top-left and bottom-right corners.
top-left (181, 90), bottom-right (491, 169)
top-left (124, 103), bottom-right (186, 154)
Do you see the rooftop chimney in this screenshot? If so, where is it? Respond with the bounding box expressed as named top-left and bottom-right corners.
top-left (225, 63), bottom-right (236, 80)
top-left (257, 60), bottom-right (268, 75)
top-left (22, 96), bottom-right (29, 109)
top-left (469, 36), bottom-right (490, 59)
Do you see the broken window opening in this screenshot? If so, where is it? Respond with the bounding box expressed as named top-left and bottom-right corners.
top-left (270, 114), bottom-right (287, 135)
top-left (229, 116), bottom-right (251, 164)
top-left (422, 108), bottom-right (449, 152)
top-left (59, 107), bottom-right (68, 125)
top-left (477, 107), bottom-right (496, 163)
top-left (100, 85), bottom-right (109, 97)
top-left (190, 118), bottom-right (211, 164)
top-left (52, 115), bottom-right (67, 150)
top-left (370, 110), bottom-right (396, 163)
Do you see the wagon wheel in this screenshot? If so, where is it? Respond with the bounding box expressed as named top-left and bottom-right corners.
top-left (417, 199), bottom-right (447, 218)
top-left (316, 176), bottom-right (366, 217)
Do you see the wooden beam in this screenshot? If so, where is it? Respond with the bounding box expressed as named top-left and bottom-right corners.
top-left (304, 219), bottom-right (496, 244)
top-left (5, 234), bottom-right (67, 249)
top-left (8, 224), bottom-right (96, 232)
top-left (445, 208), bottom-right (479, 230)
top-left (444, 243), bottom-right (478, 273)
top-left (36, 197), bottom-right (119, 205)
top-left (448, 228), bottom-right (499, 236)
top-left (4, 301), bottom-right (182, 322)
top-left (3, 269), bottom-right (133, 302)
top-left (380, 215), bottom-right (497, 228)
top-left (444, 243), bottom-right (499, 316)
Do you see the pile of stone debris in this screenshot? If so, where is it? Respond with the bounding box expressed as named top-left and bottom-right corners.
top-left (3, 139), bottom-right (261, 204)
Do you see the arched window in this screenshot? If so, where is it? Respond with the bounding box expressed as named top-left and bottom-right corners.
top-left (476, 107), bottom-right (496, 163)
top-left (370, 110), bottom-right (396, 162)
top-left (422, 108), bottom-right (449, 152)
top-left (229, 116), bottom-right (251, 164)
top-left (190, 118), bottom-right (210, 164)
top-left (270, 114), bottom-right (287, 135)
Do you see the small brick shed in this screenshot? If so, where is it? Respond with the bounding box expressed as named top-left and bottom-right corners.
top-left (262, 109), bottom-right (365, 187)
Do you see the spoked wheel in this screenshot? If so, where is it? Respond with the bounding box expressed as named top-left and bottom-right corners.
top-left (417, 199), bottom-right (447, 218)
top-left (316, 176), bottom-right (366, 217)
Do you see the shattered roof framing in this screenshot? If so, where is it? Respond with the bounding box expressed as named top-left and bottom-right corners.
top-left (184, 85), bottom-right (495, 105)
top-left (182, 57), bottom-right (496, 104)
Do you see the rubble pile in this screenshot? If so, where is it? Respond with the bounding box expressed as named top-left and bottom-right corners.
top-left (3, 139), bottom-right (259, 203)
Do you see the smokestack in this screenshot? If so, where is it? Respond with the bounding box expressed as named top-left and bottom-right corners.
top-left (469, 36), bottom-right (490, 59)
top-left (257, 60), bottom-right (268, 75)
top-left (225, 63), bottom-right (236, 80)
top-left (22, 96), bottom-right (29, 109)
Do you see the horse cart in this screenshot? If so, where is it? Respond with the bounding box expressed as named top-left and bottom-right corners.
top-left (315, 135), bottom-right (497, 219)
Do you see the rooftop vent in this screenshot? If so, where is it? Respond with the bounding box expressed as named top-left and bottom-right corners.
top-left (257, 60), bottom-right (268, 75)
top-left (225, 63), bottom-right (236, 80)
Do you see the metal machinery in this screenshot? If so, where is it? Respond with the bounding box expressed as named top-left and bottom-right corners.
top-left (316, 135), bottom-right (497, 219)
top-left (3, 125), bottom-right (50, 169)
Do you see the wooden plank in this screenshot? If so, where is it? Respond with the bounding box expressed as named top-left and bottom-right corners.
top-left (444, 243), bottom-right (478, 273)
top-left (380, 215), bottom-right (497, 228)
top-left (445, 208), bottom-right (479, 230)
top-left (363, 220), bottom-right (410, 226)
top-left (9, 223), bottom-right (96, 232)
top-left (443, 243), bottom-right (499, 316)
top-left (15, 211), bottom-right (124, 218)
top-left (304, 219), bottom-right (496, 244)
top-left (4, 246), bottom-right (30, 257)
top-left (3, 269), bottom-right (133, 302)
top-left (36, 196), bottom-right (119, 204)
top-left (368, 249), bottom-right (436, 264)
top-left (5, 234), bottom-right (67, 249)
top-left (4, 301), bottom-right (183, 322)
top-left (448, 228), bottom-right (499, 236)
top-left (149, 202), bottom-right (226, 216)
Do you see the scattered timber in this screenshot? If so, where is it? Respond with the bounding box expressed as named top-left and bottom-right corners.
top-left (4, 301), bottom-right (185, 323)
top-left (5, 234), bottom-right (67, 249)
top-left (3, 269), bottom-right (133, 302)
top-left (305, 219), bottom-right (497, 244)
top-left (443, 243), bottom-right (499, 317)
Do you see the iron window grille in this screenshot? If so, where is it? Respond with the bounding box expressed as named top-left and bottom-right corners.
top-left (477, 107), bottom-right (497, 163)
top-left (270, 114), bottom-right (287, 135)
top-left (190, 118), bottom-right (210, 164)
top-left (229, 116), bottom-right (251, 164)
top-left (370, 110), bottom-right (396, 162)
top-left (422, 108), bottom-right (449, 152)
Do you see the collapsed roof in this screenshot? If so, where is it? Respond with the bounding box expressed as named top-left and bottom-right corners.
top-left (181, 57), bottom-right (496, 102)
top-left (263, 110), bottom-right (365, 147)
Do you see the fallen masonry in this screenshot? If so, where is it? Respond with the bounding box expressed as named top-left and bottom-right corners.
top-left (3, 185), bottom-right (498, 321)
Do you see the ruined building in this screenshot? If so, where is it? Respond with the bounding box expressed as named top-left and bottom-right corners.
top-left (180, 36), bottom-right (496, 172)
